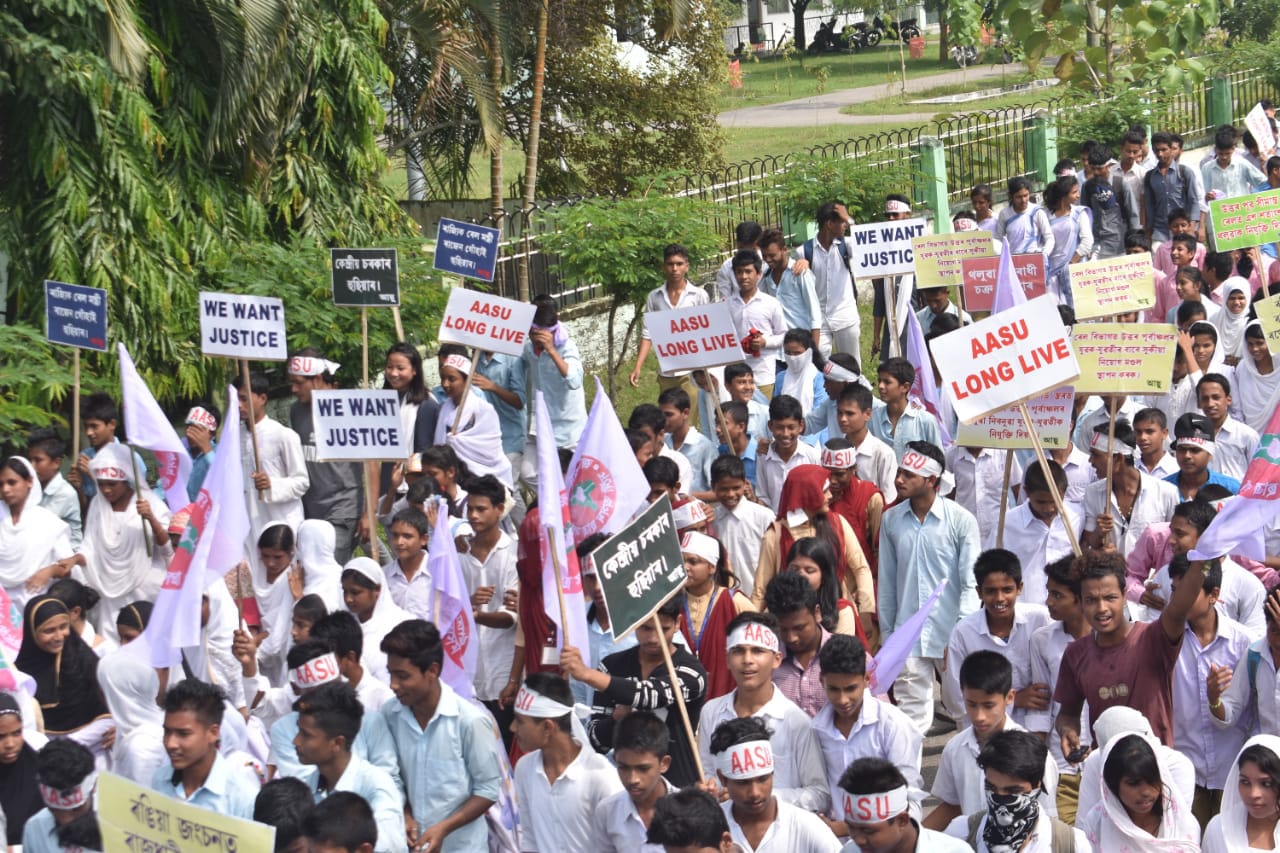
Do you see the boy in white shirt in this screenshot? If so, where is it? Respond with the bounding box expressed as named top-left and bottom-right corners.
top-left (709, 455), bottom-right (774, 598)
top-left (1198, 373), bottom-right (1260, 482)
top-left (838, 758), bottom-right (970, 853)
top-left (1132, 407), bottom-right (1179, 478)
top-left (943, 550), bottom-right (1051, 727)
top-left (755, 396), bottom-right (821, 512)
top-left (1210, 586), bottom-right (1280, 735)
top-left (924, 651), bottom-right (1058, 831)
top-left (835, 385), bottom-right (897, 503)
top-left (987, 460), bottom-right (1080, 605)
top-left (708, 717), bottom-right (841, 853)
top-left (728, 250), bottom-right (788, 396)
top-left (946, 446), bottom-right (1021, 546)
top-left (592, 712), bottom-right (676, 853)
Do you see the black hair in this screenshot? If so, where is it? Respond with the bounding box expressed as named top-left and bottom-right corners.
top-left (1133, 407), bottom-right (1167, 430)
top-left (663, 243), bottom-right (689, 262)
top-left (340, 566), bottom-right (380, 591)
top-left (731, 249), bottom-right (761, 273)
top-left (81, 392), bottom-right (120, 425)
top-left (876, 356), bottom-right (915, 387)
top-left (828, 351), bottom-right (861, 378)
top-left (25, 428), bottom-right (67, 460)
top-left (1103, 734), bottom-right (1164, 817)
top-left (971, 184), bottom-right (994, 202)
top-left (1045, 555), bottom-right (1080, 598)
top-left (1124, 230), bottom-right (1151, 252)
top-left (647, 789), bottom-right (731, 847)
top-left (1091, 418), bottom-right (1136, 466)
top-left (292, 594), bottom-right (327, 628)
top-left (301, 791), bottom-right (377, 850)
top-left (764, 569), bottom-right (818, 619)
top-left (381, 619), bottom-right (444, 674)
top-left (116, 600), bottom-right (154, 633)
top-left (816, 202), bottom-right (844, 224)
top-left (710, 454), bottom-right (747, 485)
top-left (643, 456), bottom-right (680, 490)
top-left (818, 632), bottom-right (867, 677)
top-left (656, 596), bottom-right (683, 622)
top-left (1167, 553), bottom-right (1223, 593)
top-left (735, 221), bottom-right (764, 245)
top-left (1172, 498), bottom-right (1218, 535)
top-left (309, 610), bottom-right (363, 659)
top-left (1198, 372), bottom-right (1232, 398)
top-left (626, 429), bottom-right (652, 455)
top-left (725, 610), bottom-right (780, 644)
top-left (768, 394), bottom-right (803, 424)
top-left (974, 548), bottom-right (1022, 587)
top-left (1188, 320), bottom-right (1218, 344)
top-left (286, 638), bottom-right (334, 670)
top-left (1152, 130), bottom-right (1174, 148)
top-left (978, 729), bottom-right (1048, 787)
top-left (231, 371), bottom-right (270, 397)
top-left (1176, 301), bottom-right (1208, 326)
top-left (720, 401), bottom-right (749, 430)
top-left (905, 440), bottom-right (946, 477)
top-left (294, 681), bottom-right (363, 748)
top-left (657, 386), bottom-right (691, 412)
top-left (1214, 124), bottom-right (1238, 150)
top-left (837, 383), bottom-right (875, 412)
top-left (522, 672), bottom-right (574, 733)
top-left (839, 757), bottom-right (908, 795)
top-left (614, 710), bottom-right (670, 757)
top-left (1008, 176), bottom-right (1032, 196)
top-left (36, 740), bottom-right (100, 849)
top-left (1087, 145), bottom-right (1112, 167)
top-left (162, 678), bottom-right (226, 727)
top-left (708, 715), bottom-right (772, 756)
top-left (1239, 743), bottom-right (1280, 792)
top-left (466, 474), bottom-right (507, 510)
top-left (629, 403), bottom-right (667, 436)
top-left (784, 536), bottom-right (842, 633)
top-left (1023, 459), bottom-right (1067, 495)
top-left (384, 341), bottom-right (428, 405)
top-left (959, 649), bottom-right (1013, 695)
top-left (1170, 233), bottom-right (1197, 254)
top-left (1205, 251), bottom-right (1235, 282)
top-left (782, 328), bottom-right (827, 371)
top-left (419, 445), bottom-right (474, 485)
top-left (257, 523), bottom-right (295, 553)
top-left (1045, 175), bottom-right (1077, 211)
top-left (437, 342), bottom-right (471, 366)
top-left (531, 293), bottom-right (559, 327)
top-left (405, 475), bottom-right (440, 505)
top-left (1077, 551), bottom-right (1127, 591)
top-left (723, 362), bottom-right (754, 386)
top-left (1196, 484), bottom-right (1234, 503)
top-left (47, 578), bottom-right (101, 617)
top-left (255, 777), bottom-right (315, 852)
top-left (1247, 323), bottom-right (1268, 341)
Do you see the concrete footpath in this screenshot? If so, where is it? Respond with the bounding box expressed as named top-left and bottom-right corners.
top-left (719, 62), bottom-right (1031, 129)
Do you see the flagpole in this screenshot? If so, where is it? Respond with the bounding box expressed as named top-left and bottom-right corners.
top-left (1018, 400), bottom-right (1081, 556)
top-left (652, 612), bottom-right (705, 782)
top-left (392, 306), bottom-right (405, 342)
top-left (452, 347), bottom-right (480, 434)
top-left (72, 350), bottom-right (81, 460)
top-left (883, 275), bottom-right (901, 359)
top-left (545, 524), bottom-right (570, 644)
top-left (708, 374), bottom-right (733, 450)
top-left (240, 359), bottom-right (264, 500)
top-left (128, 444), bottom-right (153, 558)
top-left (1104, 395), bottom-right (1118, 511)
top-left (996, 449), bottom-right (1014, 549)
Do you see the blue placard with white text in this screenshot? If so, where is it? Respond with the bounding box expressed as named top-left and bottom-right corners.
top-left (44, 280), bottom-right (108, 351)
top-left (433, 218), bottom-right (501, 282)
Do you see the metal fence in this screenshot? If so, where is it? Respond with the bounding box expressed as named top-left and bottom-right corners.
top-left (424, 71), bottom-right (1278, 305)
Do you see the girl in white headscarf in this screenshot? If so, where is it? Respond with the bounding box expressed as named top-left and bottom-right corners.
top-left (434, 347), bottom-right (514, 488)
top-left (69, 444), bottom-right (171, 640)
top-left (1080, 731), bottom-right (1200, 852)
top-left (1203, 735), bottom-right (1280, 852)
top-left (341, 557), bottom-right (411, 684)
top-left (248, 522), bottom-right (299, 685)
top-left (0, 457), bottom-right (72, 609)
top-left (294, 519), bottom-right (343, 612)
top-left (1214, 277), bottom-right (1252, 364)
top-left (1238, 321), bottom-right (1280, 431)
top-left (96, 652), bottom-right (165, 783)
top-left (774, 329), bottom-right (827, 417)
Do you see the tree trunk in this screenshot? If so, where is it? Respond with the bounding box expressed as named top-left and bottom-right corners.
top-left (938, 12), bottom-right (949, 62)
top-left (517, 0), bottom-right (549, 303)
top-left (792, 1), bottom-right (809, 50)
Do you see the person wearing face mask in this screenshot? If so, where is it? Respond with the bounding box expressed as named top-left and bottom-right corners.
top-left (945, 729), bottom-right (1090, 851)
top-left (774, 330), bottom-right (828, 437)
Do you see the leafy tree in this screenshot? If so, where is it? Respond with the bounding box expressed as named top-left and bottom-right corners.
top-left (537, 178), bottom-right (720, 395)
top-left (767, 155), bottom-right (913, 226)
top-left (0, 0), bottom-right (412, 410)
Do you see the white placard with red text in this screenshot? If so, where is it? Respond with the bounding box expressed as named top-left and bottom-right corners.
top-left (931, 294), bottom-right (1080, 424)
top-left (644, 302), bottom-right (741, 372)
top-left (438, 287), bottom-right (538, 357)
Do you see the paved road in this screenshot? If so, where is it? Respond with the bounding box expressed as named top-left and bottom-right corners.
top-left (719, 62), bottom-right (1032, 129)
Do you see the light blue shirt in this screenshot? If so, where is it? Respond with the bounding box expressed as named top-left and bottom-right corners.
top-left (476, 353), bottom-right (527, 455)
top-left (303, 753), bottom-right (408, 853)
top-left (916, 303), bottom-right (972, 335)
top-left (760, 260), bottom-right (822, 333)
top-left (667, 429), bottom-right (718, 494)
top-left (19, 809), bottom-right (61, 853)
top-left (878, 496), bottom-right (981, 658)
top-left (149, 750), bottom-right (259, 820)
top-left (522, 338), bottom-right (587, 448)
top-left (187, 444), bottom-right (216, 502)
top-left (270, 708), bottom-right (401, 790)
top-left (381, 682), bottom-right (503, 853)
top-left (39, 472), bottom-right (82, 548)
top-left (870, 403), bottom-right (943, 461)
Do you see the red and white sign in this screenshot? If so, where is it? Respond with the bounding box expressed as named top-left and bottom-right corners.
top-left (644, 302), bottom-right (740, 372)
top-left (932, 294), bottom-right (1079, 424)
top-left (438, 288), bottom-right (538, 357)
top-left (960, 253), bottom-right (1046, 312)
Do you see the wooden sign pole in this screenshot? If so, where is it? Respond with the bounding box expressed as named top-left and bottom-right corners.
top-left (652, 611), bottom-right (705, 782)
top-left (359, 307), bottom-right (382, 563)
top-left (127, 444), bottom-right (153, 558)
top-left (996, 449), bottom-right (1014, 548)
top-left (1104, 396), bottom-right (1118, 509)
top-left (1018, 400), bottom-right (1081, 556)
top-left (883, 276), bottom-right (902, 359)
top-left (72, 350), bottom-right (81, 459)
top-left (707, 373), bottom-right (734, 448)
top-left (392, 306), bottom-right (405, 342)
top-left (451, 347), bottom-right (480, 434)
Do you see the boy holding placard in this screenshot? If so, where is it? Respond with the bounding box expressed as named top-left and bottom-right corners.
top-left (630, 244), bottom-right (708, 409)
top-left (233, 371), bottom-right (308, 538)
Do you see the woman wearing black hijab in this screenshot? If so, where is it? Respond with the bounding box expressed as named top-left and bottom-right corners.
top-left (14, 596), bottom-right (111, 753)
top-left (0, 692), bottom-right (44, 844)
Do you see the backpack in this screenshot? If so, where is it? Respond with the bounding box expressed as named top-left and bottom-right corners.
top-left (967, 810), bottom-right (1078, 851)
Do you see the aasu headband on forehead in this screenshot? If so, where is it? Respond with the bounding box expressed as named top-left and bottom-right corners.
top-left (513, 685), bottom-right (575, 718)
top-left (443, 353), bottom-right (473, 375)
top-left (185, 406), bottom-right (217, 431)
top-left (1175, 435), bottom-right (1216, 456)
top-left (1090, 431), bottom-right (1135, 456)
top-left (821, 446), bottom-right (856, 470)
top-left (288, 356), bottom-right (341, 377)
top-left (885, 199), bottom-right (911, 214)
top-left (953, 216), bottom-right (979, 231)
top-left (822, 362), bottom-right (860, 383)
top-left (842, 786), bottom-right (910, 825)
top-left (681, 531), bottom-right (720, 565)
top-left (289, 653), bottom-right (341, 688)
top-left (717, 740), bottom-right (774, 780)
top-left (899, 449), bottom-right (942, 479)
top-left (726, 621), bottom-right (780, 654)
top-left (672, 500), bottom-right (709, 530)
top-left (40, 772), bottom-right (97, 810)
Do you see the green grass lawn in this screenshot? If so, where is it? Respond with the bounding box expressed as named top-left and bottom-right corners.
top-left (717, 40), bottom-right (957, 112)
top-left (719, 122), bottom-right (916, 163)
top-left (838, 74), bottom-right (1052, 116)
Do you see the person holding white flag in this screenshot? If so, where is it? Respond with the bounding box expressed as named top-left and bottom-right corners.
top-left (567, 379), bottom-right (649, 543)
top-left (118, 343), bottom-right (191, 511)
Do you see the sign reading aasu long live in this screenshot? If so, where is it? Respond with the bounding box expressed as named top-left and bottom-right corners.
top-left (198, 292), bottom-right (287, 360)
top-left (438, 288), bottom-right (538, 357)
top-left (848, 218), bottom-right (929, 277)
top-left (644, 302), bottom-right (740, 372)
top-left (311, 390), bottom-right (406, 461)
top-left (932, 294), bottom-right (1080, 424)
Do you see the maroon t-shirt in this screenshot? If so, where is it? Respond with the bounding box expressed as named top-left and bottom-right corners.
top-left (1053, 620), bottom-right (1182, 746)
